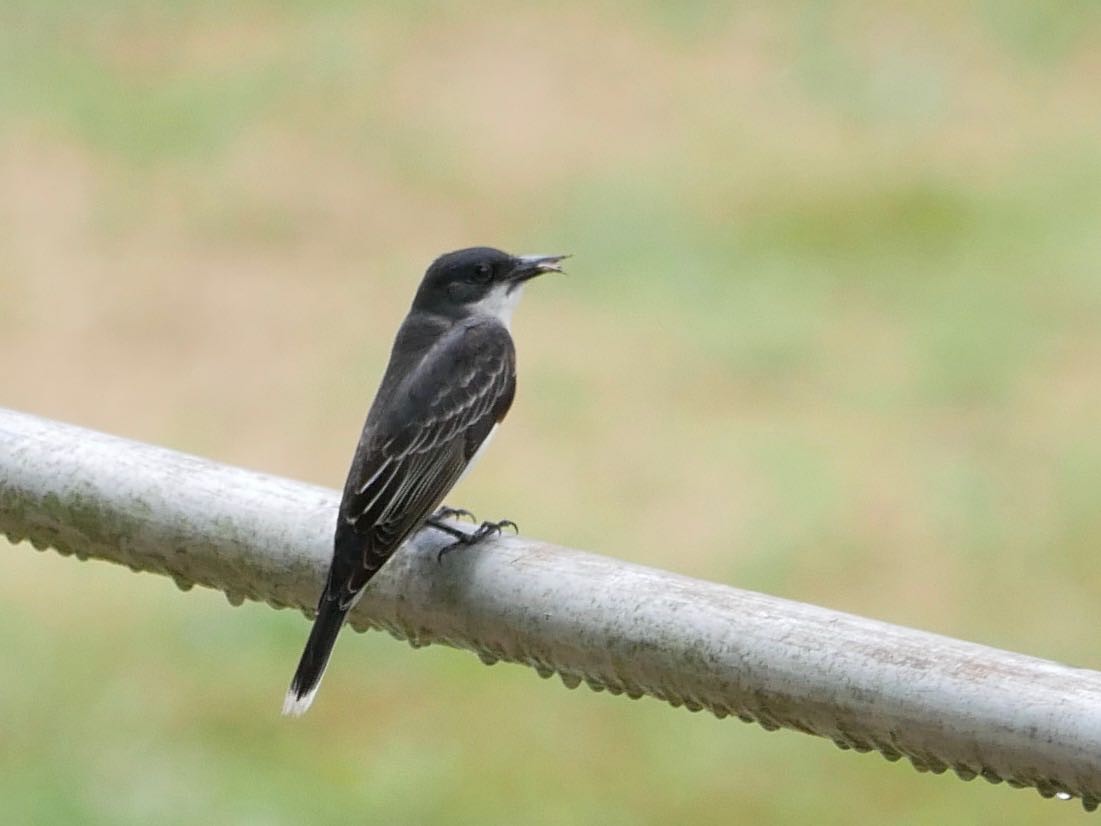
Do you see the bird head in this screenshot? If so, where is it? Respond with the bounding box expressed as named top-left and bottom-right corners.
top-left (413, 247), bottom-right (568, 323)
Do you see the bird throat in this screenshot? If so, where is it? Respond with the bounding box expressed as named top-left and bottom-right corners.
top-left (472, 284), bottom-right (525, 330)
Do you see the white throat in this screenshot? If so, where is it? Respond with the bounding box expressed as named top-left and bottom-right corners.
top-left (472, 283), bottom-right (525, 330)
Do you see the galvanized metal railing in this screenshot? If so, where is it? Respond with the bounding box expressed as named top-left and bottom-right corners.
top-left (1, 406), bottom-right (1098, 810)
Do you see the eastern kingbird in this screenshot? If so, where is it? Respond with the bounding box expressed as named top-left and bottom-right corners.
top-left (283, 247), bottom-right (566, 716)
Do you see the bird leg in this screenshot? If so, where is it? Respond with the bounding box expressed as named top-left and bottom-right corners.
top-left (421, 518), bottom-right (469, 541)
top-left (420, 506), bottom-right (478, 544)
top-left (429, 518), bottom-right (519, 563)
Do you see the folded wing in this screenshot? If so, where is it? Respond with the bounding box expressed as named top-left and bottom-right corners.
top-left (329, 320), bottom-right (516, 607)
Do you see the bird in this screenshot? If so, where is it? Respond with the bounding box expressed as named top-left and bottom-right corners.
top-left (282, 246), bottom-right (567, 716)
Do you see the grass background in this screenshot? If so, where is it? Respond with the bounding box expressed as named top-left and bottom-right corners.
top-left (2, 2), bottom-right (1101, 823)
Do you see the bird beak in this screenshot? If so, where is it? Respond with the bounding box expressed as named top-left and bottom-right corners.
top-left (508, 253), bottom-right (570, 285)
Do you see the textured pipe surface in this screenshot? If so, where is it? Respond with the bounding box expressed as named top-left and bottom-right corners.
top-left (1, 406), bottom-right (1099, 809)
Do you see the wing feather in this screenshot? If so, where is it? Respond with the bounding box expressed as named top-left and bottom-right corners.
top-left (331, 319), bottom-right (516, 599)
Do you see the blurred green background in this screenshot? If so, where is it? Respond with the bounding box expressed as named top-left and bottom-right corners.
top-left (3, 1), bottom-right (1101, 823)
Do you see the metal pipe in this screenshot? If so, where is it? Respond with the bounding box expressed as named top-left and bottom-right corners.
top-left (1, 406), bottom-right (1098, 809)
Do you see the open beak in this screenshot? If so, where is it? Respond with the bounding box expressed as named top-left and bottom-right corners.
top-left (508, 253), bottom-right (570, 285)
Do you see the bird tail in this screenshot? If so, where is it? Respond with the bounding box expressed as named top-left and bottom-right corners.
top-left (282, 595), bottom-right (349, 717)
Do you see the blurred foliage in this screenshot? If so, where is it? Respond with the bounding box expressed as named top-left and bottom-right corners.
top-left (2, 1), bottom-right (1100, 823)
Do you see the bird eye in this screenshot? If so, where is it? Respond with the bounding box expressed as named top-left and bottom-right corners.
top-left (471, 263), bottom-right (492, 283)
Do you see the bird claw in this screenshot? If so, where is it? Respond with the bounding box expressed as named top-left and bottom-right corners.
top-left (436, 518), bottom-right (520, 564)
top-left (433, 506), bottom-right (476, 523)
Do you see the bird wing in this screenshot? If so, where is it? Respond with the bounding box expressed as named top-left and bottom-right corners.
top-left (329, 319), bottom-right (516, 607)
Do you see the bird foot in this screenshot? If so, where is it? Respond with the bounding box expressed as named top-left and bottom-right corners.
top-left (432, 518), bottom-right (519, 564)
top-left (432, 506), bottom-right (477, 523)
